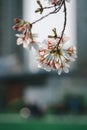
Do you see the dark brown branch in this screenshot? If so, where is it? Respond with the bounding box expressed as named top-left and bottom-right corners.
top-left (57, 0), bottom-right (67, 46)
top-left (43, 5), bottom-right (55, 9)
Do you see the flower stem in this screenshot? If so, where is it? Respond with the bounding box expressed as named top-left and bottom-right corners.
top-left (57, 0), bottom-right (67, 46)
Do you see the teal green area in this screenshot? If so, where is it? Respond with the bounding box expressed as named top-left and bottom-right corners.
top-left (0, 123), bottom-right (87, 130)
top-left (0, 114), bottom-right (87, 130)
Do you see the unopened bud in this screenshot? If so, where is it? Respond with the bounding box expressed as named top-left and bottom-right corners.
top-left (14, 18), bottom-right (21, 24)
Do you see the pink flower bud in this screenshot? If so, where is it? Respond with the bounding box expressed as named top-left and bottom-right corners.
top-left (14, 18), bottom-right (21, 24)
top-left (12, 25), bottom-right (19, 30)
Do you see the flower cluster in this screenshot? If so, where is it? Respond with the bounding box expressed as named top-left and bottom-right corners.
top-left (12, 18), bottom-right (39, 50)
top-left (12, 0), bottom-right (77, 75)
top-left (37, 36), bottom-right (77, 75)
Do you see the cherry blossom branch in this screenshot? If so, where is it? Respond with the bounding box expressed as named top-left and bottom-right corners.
top-left (31, 1), bottom-right (64, 25)
top-left (12, 0), bottom-right (77, 75)
top-left (43, 5), bottom-right (55, 9)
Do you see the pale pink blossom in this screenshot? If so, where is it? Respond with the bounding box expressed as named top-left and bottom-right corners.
top-left (16, 33), bottom-right (39, 50)
top-left (16, 34), bottom-right (29, 48)
top-left (36, 37), bottom-right (77, 75)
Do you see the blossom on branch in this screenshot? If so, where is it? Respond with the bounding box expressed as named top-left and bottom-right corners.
top-left (12, 0), bottom-right (77, 75)
top-left (36, 37), bottom-right (77, 75)
top-left (15, 34), bottom-right (30, 48)
top-left (15, 33), bottom-right (39, 50)
top-left (13, 18), bottom-right (39, 50)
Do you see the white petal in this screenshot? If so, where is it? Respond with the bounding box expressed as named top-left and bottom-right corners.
top-left (55, 63), bottom-right (59, 69)
top-left (23, 41), bottom-right (29, 48)
top-left (16, 34), bottom-right (24, 38)
top-left (17, 38), bottom-right (23, 45)
top-left (44, 65), bottom-right (51, 72)
top-left (58, 68), bottom-right (62, 75)
top-left (64, 67), bottom-right (69, 73)
top-left (65, 63), bottom-right (70, 68)
top-left (15, 34), bottom-right (20, 37)
top-left (70, 57), bottom-right (75, 62)
top-left (37, 63), bottom-right (42, 68)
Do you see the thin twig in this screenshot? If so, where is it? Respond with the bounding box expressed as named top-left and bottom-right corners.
top-left (43, 5), bottom-right (55, 9)
top-left (31, 2), bottom-right (63, 25)
top-left (31, 11), bottom-right (55, 25)
top-left (57, 0), bottom-right (67, 46)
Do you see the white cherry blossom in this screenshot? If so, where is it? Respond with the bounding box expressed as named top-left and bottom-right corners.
top-left (16, 33), bottom-right (39, 50)
top-left (13, 1), bottom-right (76, 75)
top-left (36, 37), bottom-right (77, 75)
top-left (16, 34), bottom-right (30, 48)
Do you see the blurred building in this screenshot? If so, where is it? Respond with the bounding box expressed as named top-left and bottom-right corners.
top-left (0, 0), bottom-right (87, 117)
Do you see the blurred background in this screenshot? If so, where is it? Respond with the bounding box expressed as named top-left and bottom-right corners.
top-left (0, 0), bottom-right (87, 130)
